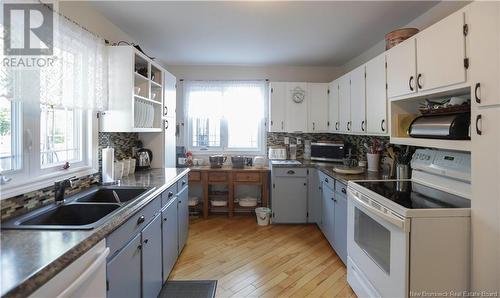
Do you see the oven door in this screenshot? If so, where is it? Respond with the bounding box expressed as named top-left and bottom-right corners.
top-left (347, 188), bottom-right (410, 298)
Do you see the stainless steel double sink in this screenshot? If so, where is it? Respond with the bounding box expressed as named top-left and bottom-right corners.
top-left (2, 186), bottom-right (156, 230)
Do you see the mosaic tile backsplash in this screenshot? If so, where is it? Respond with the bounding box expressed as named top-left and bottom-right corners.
top-left (1, 132), bottom-right (138, 221)
top-left (267, 132), bottom-right (390, 160)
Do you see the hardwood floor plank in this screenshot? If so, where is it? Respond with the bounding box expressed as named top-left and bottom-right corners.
top-left (169, 215), bottom-right (355, 298)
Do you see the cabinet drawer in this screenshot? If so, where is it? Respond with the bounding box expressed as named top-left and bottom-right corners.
top-left (320, 172), bottom-right (335, 190)
top-left (177, 175), bottom-right (188, 190)
top-left (107, 195), bottom-right (161, 257)
top-left (335, 181), bottom-right (347, 196)
top-left (188, 171), bottom-right (201, 182)
top-left (208, 172), bottom-right (227, 182)
top-left (161, 183), bottom-right (177, 207)
top-left (234, 172), bottom-right (261, 182)
top-left (274, 168), bottom-right (307, 177)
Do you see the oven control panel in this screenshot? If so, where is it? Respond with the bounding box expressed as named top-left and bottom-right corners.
top-left (411, 149), bottom-right (471, 182)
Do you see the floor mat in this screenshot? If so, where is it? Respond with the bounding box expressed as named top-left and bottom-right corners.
top-left (158, 280), bottom-right (217, 298)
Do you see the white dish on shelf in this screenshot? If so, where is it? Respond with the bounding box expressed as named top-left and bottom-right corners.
top-left (211, 200), bottom-right (227, 207)
top-left (239, 197), bottom-right (258, 207)
top-left (188, 196), bottom-right (199, 206)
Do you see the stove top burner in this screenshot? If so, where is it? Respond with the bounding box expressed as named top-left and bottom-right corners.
top-left (355, 180), bottom-right (470, 209)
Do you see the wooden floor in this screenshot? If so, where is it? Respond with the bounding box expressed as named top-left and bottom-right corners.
top-left (169, 215), bottom-right (356, 298)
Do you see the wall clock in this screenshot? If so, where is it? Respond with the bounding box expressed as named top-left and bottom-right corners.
top-left (292, 87), bottom-right (305, 103)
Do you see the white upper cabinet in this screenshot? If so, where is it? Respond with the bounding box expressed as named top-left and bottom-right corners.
top-left (328, 80), bottom-right (340, 133)
top-left (416, 9), bottom-right (467, 92)
top-left (269, 82), bottom-right (287, 132)
top-left (338, 75), bottom-right (351, 133)
top-left (349, 65), bottom-right (366, 133)
top-left (366, 53), bottom-right (387, 134)
top-left (469, 1), bottom-right (500, 107)
top-left (285, 82), bottom-right (308, 133)
top-left (386, 38), bottom-right (417, 99)
top-left (163, 70), bottom-right (176, 119)
top-left (308, 83), bottom-right (329, 132)
top-left (101, 46), bottom-right (163, 132)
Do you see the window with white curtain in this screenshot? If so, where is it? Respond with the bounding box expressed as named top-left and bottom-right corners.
top-left (185, 81), bottom-right (266, 153)
top-left (0, 5), bottom-right (106, 198)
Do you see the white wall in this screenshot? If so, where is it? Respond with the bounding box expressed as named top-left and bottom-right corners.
top-left (342, 1), bottom-right (469, 72)
top-left (59, 1), bottom-right (135, 45)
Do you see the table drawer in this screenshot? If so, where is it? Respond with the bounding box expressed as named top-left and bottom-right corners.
top-left (106, 195), bottom-right (161, 258)
top-left (234, 172), bottom-right (261, 182)
top-left (208, 172), bottom-right (228, 182)
top-left (188, 171), bottom-right (201, 182)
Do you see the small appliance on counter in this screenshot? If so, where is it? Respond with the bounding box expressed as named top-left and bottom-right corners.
top-left (136, 148), bottom-right (153, 170)
top-left (311, 142), bottom-right (345, 162)
top-left (409, 113), bottom-right (470, 139)
top-left (209, 155), bottom-right (226, 168)
top-left (253, 156), bottom-right (265, 169)
top-left (268, 147), bottom-right (287, 160)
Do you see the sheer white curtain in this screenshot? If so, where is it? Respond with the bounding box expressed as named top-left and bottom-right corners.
top-left (184, 81), bottom-right (266, 151)
top-left (1, 5), bottom-right (107, 111)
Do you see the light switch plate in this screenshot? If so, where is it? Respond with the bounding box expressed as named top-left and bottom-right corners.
top-left (296, 138), bottom-right (302, 145)
top-left (284, 137), bottom-right (289, 145)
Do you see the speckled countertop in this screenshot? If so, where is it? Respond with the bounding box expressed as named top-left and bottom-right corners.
top-left (271, 159), bottom-right (385, 183)
top-left (0, 168), bottom-right (189, 298)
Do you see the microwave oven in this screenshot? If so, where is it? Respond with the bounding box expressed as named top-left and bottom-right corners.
top-left (311, 142), bottom-right (345, 162)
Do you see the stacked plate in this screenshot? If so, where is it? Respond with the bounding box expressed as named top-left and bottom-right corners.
top-left (134, 99), bottom-right (155, 128)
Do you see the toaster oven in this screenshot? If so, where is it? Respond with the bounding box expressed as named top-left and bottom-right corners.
top-left (311, 142), bottom-right (345, 162)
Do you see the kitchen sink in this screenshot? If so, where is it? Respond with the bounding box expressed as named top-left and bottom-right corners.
top-left (76, 187), bottom-right (150, 204)
top-left (1, 186), bottom-right (156, 230)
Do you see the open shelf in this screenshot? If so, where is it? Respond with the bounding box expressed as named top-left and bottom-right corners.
top-left (134, 95), bottom-right (161, 105)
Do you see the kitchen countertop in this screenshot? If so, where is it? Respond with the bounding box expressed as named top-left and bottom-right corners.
top-left (0, 168), bottom-right (189, 298)
top-left (271, 159), bottom-right (385, 184)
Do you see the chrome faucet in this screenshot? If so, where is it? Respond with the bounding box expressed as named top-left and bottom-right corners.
top-left (54, 176), bottom-right (77, 204)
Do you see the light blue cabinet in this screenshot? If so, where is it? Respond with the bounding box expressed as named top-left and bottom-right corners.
top-left (333, 191), bottom-right (347, 264)
top-left (271, 168), bottom-right (308, 223)
top-left (321, 182), bottom-right (335, 246)
top-left (141, 214), bottom-right (163, 298)
top-left (177, 186), bottom-right (189, 254)
top-left (107, 233), bottom-right (141, 298)
top-left (162, 197), bottom-right (178, 281)
top-left (307, 169), bottom-right (321, 224)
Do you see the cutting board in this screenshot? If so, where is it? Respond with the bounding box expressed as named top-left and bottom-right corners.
top-left (333, 166), bottom-right (365, 175)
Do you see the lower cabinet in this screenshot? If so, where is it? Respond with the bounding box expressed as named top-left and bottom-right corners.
top-left (107, 234), bottom-right (142, 298)
top-left (141, 214), bottom-right (163, 298)
top-left (271, 168), bottom-right (308, 223)
top-left (307, 169), bottom-right (321, 224)
top-left (321, 182), bottom-right (335, 246)
top-left (332, 190), bottom-right (347, 264)
top-left (177, 186), bottom-right (189, 254)
top-left (162, 198), bottom-right (178, 281)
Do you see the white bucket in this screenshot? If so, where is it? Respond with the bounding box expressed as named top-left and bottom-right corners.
top-left (255, 207), bottom-right (271, 226)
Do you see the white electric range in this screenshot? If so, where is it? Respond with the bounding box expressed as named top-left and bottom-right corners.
top-left (347, 149), bottom-right (471, 298)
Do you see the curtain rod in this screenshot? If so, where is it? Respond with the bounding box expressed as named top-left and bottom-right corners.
top-left (39, 1), bottom-right (108, 43)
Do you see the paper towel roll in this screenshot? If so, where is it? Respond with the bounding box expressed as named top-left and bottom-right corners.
top-left (102, 147), bottom-right (114, 183)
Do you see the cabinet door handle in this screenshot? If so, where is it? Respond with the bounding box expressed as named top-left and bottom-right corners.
top-left (335, 122), bottom-right (339, 130)
top-left (474, 83), bottom-right (481, 104)
top-left (144, 239), bottom-right (149, 244)
top-left (409, 76), bottom-right (414, 91)
top-left (281, 121), bottom-right (284, 130)
top-left (287, 170), bottom-right (295, 175)
top-left (381, 119), bottom-right (386, 132)
top-left (182, 180), bottom-right (186, 186)
top-left (361, 121), bottom-right (365, 132)
top-left (138, 244), bottom-right (142, 250)
top-left (165, 119), bottom-right (169, 130)
top-left (342, 188), bottom-right (346, 194)
top-left (168, 191), bottom-right (173, 198)
top-left (312, 122), bottom-right (315, 131)
top-left (331, 197), bottom-right (334, 201)
top-left (164, 106), bottom-right (168, 116)
top-left (347, 121), bottom-right (351, 131)
top-left (476, 114), bottom-right (482, 135)
top-left (417, 74), bottom-right (423, 89)
top-left (163, 217), bottom-right (167, 222)
top-left (137, 215), bottom-right (145, 225)
top-left (324, 178), bottom-right (328, 183)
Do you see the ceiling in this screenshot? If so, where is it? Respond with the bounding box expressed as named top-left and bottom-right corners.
top-left (87, 1), bottom-right (439, 66)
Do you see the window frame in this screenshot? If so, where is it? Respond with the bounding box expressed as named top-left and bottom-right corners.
top-left (0, 100), bottom-right (22, 174)
top-left (185, 81), bottom-right (267, 155)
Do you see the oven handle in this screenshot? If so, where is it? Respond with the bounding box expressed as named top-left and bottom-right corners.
top-left (349, 189), bottom-right (410, 232)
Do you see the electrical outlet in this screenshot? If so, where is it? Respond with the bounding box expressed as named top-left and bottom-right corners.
top-left (284, 137), bottom-right (289, 145)
top-left (296, 138), bottom-right (302, 145)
